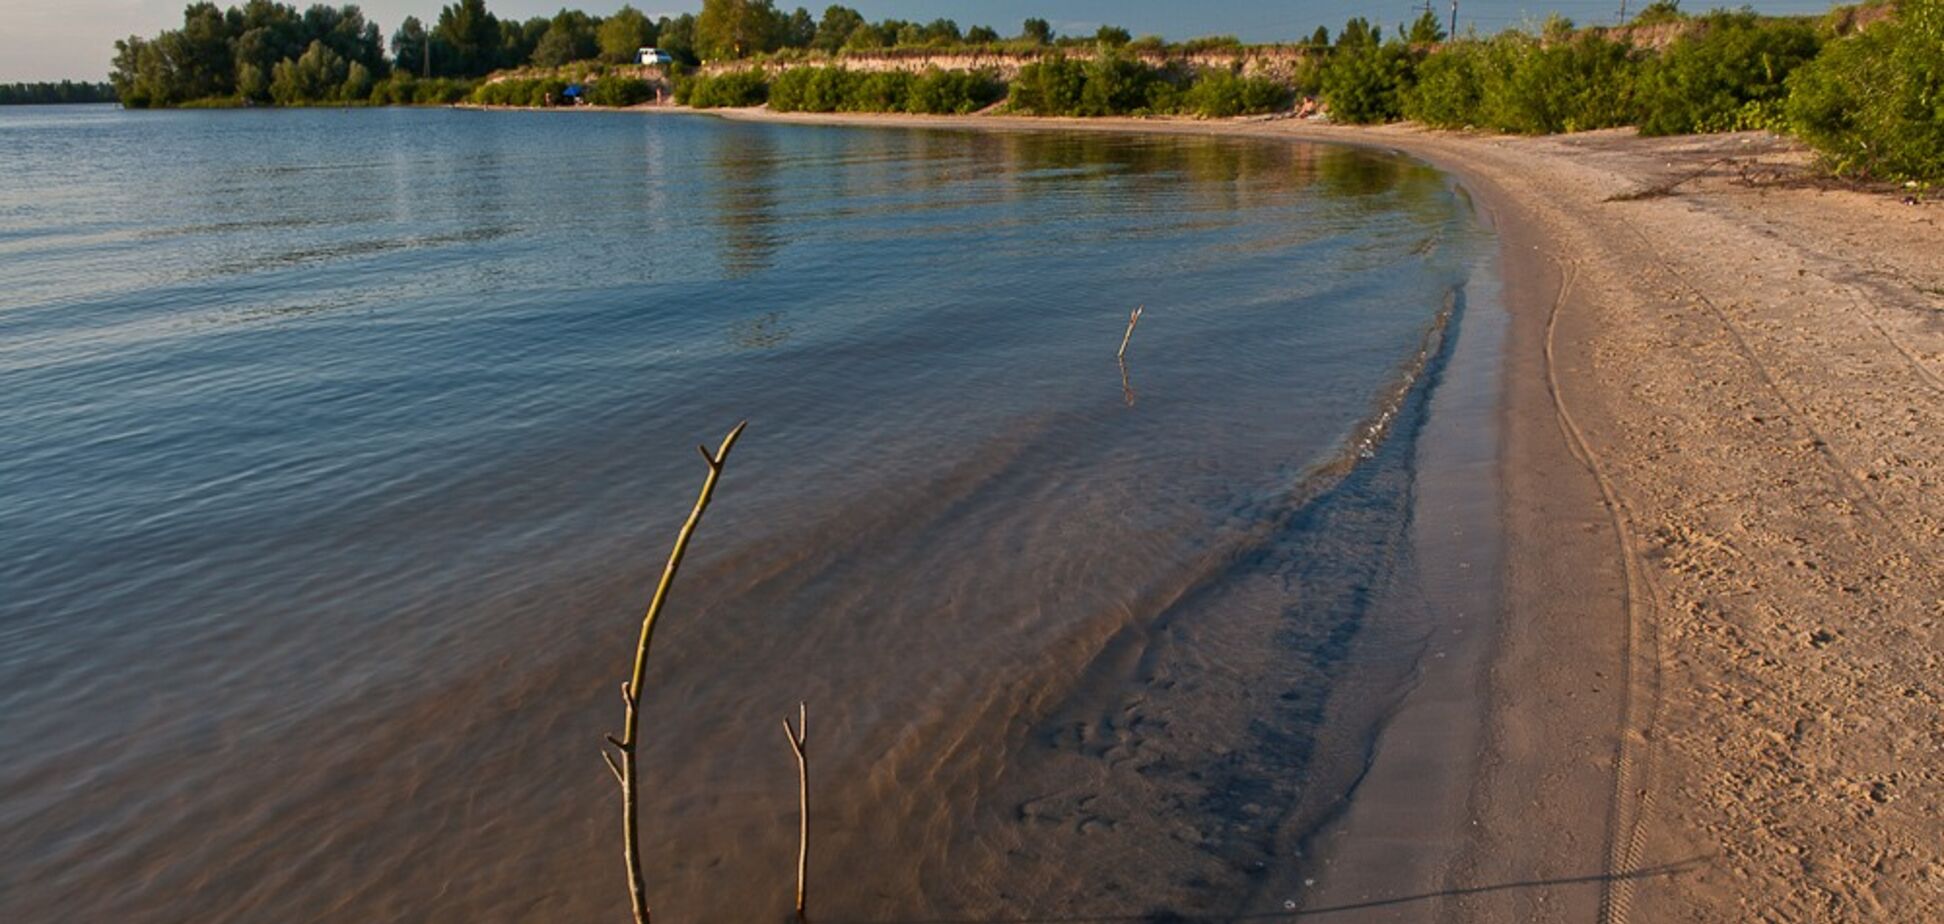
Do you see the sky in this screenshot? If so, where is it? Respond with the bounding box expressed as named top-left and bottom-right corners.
top-left (1, 0), bottom-right (1840, 82)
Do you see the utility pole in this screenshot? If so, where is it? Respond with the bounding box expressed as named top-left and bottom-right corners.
top-left (1618, 0), bottom-right (1629, 23)
top-left (423, 33), bottom-right (431, 79)
top-left (1450, 0), bottom-right (1459, 39)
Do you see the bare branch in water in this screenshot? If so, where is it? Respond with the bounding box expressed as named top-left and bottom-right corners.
top-left (603, 420), bottom-right (748, 924)
top-left (1117, 306), bottom-right (1144, 360)
top-left (783, 701), bottom-right (810, 922)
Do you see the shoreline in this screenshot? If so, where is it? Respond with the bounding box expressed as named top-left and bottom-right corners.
top-left (677, 107), bottom-right (1943, 920)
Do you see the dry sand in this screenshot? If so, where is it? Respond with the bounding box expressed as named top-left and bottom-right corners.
top-left (678, 106), bottom-right (1943, 920)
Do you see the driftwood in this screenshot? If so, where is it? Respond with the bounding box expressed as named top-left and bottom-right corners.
top-left (603, 421), bottom-right (748, 924)
top-left (782, 702), bottom-right (810, 922)
top-left (1116, 306), bottom-right (1144, 360)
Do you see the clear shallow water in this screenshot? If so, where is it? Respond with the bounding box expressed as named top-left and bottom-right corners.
top-left (0, 106), bottom-right (1495, 921)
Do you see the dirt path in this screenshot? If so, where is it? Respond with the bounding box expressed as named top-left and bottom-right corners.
top-left (696, 107), bottom-right (1943, 920)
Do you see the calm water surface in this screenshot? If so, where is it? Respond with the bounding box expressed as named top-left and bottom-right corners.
top-left (0, 105), bottom-right (1497, 921)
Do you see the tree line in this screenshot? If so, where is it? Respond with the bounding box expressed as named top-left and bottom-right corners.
top-left (108, 0), bottom-right (1153, 108)
top-left (1, 81), bottom-right (118, 105)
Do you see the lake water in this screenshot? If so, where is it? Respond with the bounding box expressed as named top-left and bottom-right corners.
top-left (0, 105), bottom-right (1500, 922)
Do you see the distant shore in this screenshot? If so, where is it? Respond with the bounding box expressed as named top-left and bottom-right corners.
top-left (607, 105), bottom-right (1941, 921)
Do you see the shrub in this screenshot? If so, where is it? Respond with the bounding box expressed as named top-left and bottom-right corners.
top-left (679, 70), bottom-right (768, 108)
top-left (1077, 52), bottom-right (1162, 115)
top-left (1180, 69), bottom-right (1290, 117)
top-left (1009, 53), bottom-right (1089, 114)
top-left (413, 78), bottom-right (474, 105)
top-left (768, 66), bottom-right (857, 111)
top-left (906, 68), bottom-right (1004, 114)
top-left (587, 77), bottom-right (656, 107)
top-left (1635, 11), bottom-right (1821, 135)
top-left (1321, 42), bottom-right (1418, 123)
top-left (841, 71), bottom-right (915, 111)
top-left (1404, 41), bottom-right (1488, 127)
top-left (1785, 0), bottom-right (1944, 180)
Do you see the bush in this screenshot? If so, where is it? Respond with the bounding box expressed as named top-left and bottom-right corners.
top-left (1009, 53), bottom-right (1089, 114)
top-left (845, 71), bottom-right (916, 111)
top-left (1180, 69), bottom-right (1291, 117)
top-left (906, 68), bottom-right (1004, 114)
top-left (1785, 0), bottom-right (1944, 180)
top-left (1404, 40), bottom-right (1488, 127)
top-left (470, 77), bottom-right (570, 107)
top-left (1321, 42), bottom-right (1418, 123)
top-left (679, 70), bottom-right (768, 108)
top-left (768, 66), bottom-right (857, 111)
top-left (1008, 52), bottom-right (1178, 116)
top-left (587, 77), bottom-right (656, 107)
top-left (413, 78), bottom-right (474, 105)
top-left (1635, 11), bottom-right (1821, 135)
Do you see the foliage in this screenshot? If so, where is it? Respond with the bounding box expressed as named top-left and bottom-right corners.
top-left (1632, 1), bottom-right (1688, 27)
top-left (1406, 11), bottom-right (1448, 44)
top-left (1635, 11), bottom-right (1821, 135)
top-left (697, 0), bottom-right (784, 59)
top-left (677, 68), bottom-right (768, 107)
top-left (113, 1), bottom-right (386, 107)
top-left (597, 7), bottom-right (659, 64)
top-left (906, 68), bottom-right (1004, 113)
top-left (1008, 53), bottom-right (1089, 113)
top-left (1405, 32), bottom-right (1639, 133)
top-left (0, 81), bottom-right (117, 105)
top-left (1180, 69), bottom-right (1291, 117)
top-left (1321, 41), bottom-right (1417, 123)
top-left (1785, 0), bottom-right (1944, 180)
top-left (470, 75), bottom-right (582, 106)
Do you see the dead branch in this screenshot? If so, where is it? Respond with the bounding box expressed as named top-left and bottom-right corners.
top-left (603, 420), bottom-right (748, 924)
top-left (1116, 306), bottom-right (1144, 360)
top-left (1605, 157), bottom-right (1737, 202)
top-left (782, 701), bottom-right (809, 923)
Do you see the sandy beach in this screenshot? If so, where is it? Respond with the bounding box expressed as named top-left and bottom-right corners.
top-left (686, 107), bottom-right (1944, 921)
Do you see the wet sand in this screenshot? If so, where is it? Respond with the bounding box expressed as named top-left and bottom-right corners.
top-left (698, 108), bottom-right (1944, 922)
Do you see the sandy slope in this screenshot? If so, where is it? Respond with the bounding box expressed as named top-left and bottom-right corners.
top-left (690, 107), bottom-right (1942, 921)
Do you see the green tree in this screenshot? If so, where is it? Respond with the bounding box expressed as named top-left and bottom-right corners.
top-left (656, 14), bottom-right (699, 64)
top-left (697, 0), bottom-right (783, 59)
top-left (598, 7), bottom-right (657, 63)
top-left (780, 7), bottom-right (816, 48)
top-left (1406, 11), bottom-right (1447, 44)
top-left (1337, 18), bottom-right (1381, 48)
top-left (270, 39), bottom-right (348, 104)
top-left (434, 0), bottom-right (504, 76)
top-left (966, 25), bottom-right (999, 44)
top-left (814, 5), bottom-right (864, 52)
top-left (532, 10), bottom-right (598, 67)
top-left (1022, 18), bottom-right (1054, 45)
top-left (1096, 25), bottom-right (1132, 47)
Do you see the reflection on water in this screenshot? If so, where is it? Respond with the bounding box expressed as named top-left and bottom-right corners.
top-left (0, 107), bottom-right (1494, 922)
top-left (707, 125), bottom-right (782, 276)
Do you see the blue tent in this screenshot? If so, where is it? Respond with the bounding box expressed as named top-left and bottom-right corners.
top-left (563, 84), bottom-right (584, 99)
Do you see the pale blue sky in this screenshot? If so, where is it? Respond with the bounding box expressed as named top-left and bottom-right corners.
top-left (3, 0), bottom-right (1839, 81)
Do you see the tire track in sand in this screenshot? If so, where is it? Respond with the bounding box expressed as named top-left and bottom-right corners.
top-left (1540, 255), bottom-right (1665, 924)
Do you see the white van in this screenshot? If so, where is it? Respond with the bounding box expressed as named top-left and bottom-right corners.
top-left (636, 47), bottom-right (674, 66)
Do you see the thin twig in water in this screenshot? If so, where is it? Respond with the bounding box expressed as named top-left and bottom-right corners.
top-left (783, 701), bottom-right (810, 923)
top-left (602, 420), bottom-right (748, 924)
top-left (1116, 306), bottom-right (1143, 360)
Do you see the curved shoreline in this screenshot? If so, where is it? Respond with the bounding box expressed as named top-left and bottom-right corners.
top-left (490, 103), bottom-right (1941, 919)
top-left (669, 108), bottom-right (1942, 922)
